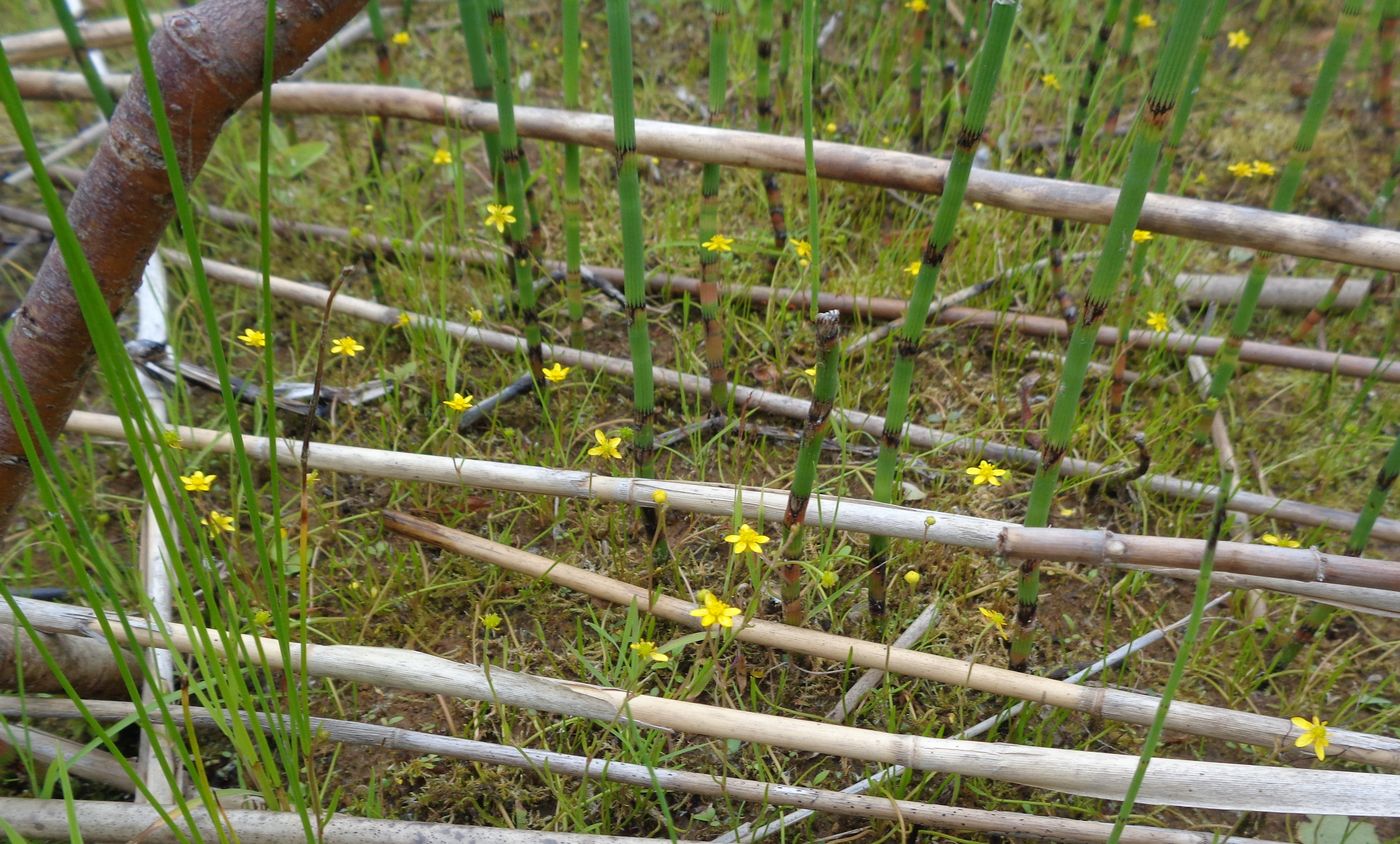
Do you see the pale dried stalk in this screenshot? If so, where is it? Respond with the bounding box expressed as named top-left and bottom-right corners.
top-left (14, 69), bottom-right (1400, 272)
top-left (0, 722), bottom-right (133, 791)
top-left (154, 254), bottom-right (1400, 542)
top-left (0, 15), bottom-right (168, 63)
top-left (0, 697), bottom-right (1273, 844)
top-left (824, 601), bottom-right (939, 722)
top-left (380, 512), bottom-right (1400, 771)
top-left (3, 594), bottom-right (1397, 812)
top-left (1175, 274), bottom-right (1372, 310)
top-left (65, 410), bottom-right (1400, 595)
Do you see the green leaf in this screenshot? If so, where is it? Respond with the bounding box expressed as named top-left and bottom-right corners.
top-left (1298, 815), bottom-right (1380, 844)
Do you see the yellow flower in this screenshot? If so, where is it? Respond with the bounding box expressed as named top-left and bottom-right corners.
top-left (820, 570), bottom-right (838, 588)
top-left (966, 460), bottom-right (1009, 486)
top-left (482, 613), bottom-right (502, 631)
top-left (1250, 159), bottom-right (1277, 177)
top-left (202, 510), bottom-right (235, 536)
top-left (690, 592), bottom-right (742, 628)
top-left (1262, 533), bottom-right (1302, 548)
top-left (392, 30), bottom-right (410, 45)
top-left (238, 328), bottom-right (266, 349)
top-left (903, 570), bottom-right (921, 587)
top-left (542, 362), bottom-right (571, 383)
top-left (724, 523), bottom-right (771, 555)
top-left (1040, 73), bottom-right (1061, 91)
top-left (630, 640), bottom-right (670, 662)
top-left (979, 605), bottom-right (1009, 639)
top-left (904, 0), bottom-right (928, 11)
top-left (791, 238), bottom-right (812, 260)
top-left (1227, 29), bottom-right (1251, 50)
top-left (1290, 715), bottom-right (1330, 761)
top-left (904, 260), bottom-right (921, 276)
top-left (651, 489), bottom-right (668, 505)
top-left (1146, 311), bottom-right (1170, 333)
top-left (396, 312), bottom-right (411, 328)
top-left (330, 336), bottom-right (364, 357)
top-left (484, 203), bottom-right (516, 232)
top-left (803, 367), bottom-right (817, 379)
top-left (162, 431), bottom-right (183, 450)
top-left (587, 429), bottom-right (623, 460)
top-left (468, 307), bottom-right (485, 324)
top-left (443, 392), bottom-right (474, 412)
top-left (824, 121), bottom-right (837, 134)
top-left (1034, 166), bottom-right (1046, 176)
top-left (702, 233), bottom-right (734, 252)
top-left (1134, 12), bottom-right (1156, 28)
top-left (180, 471), bottom-right (216, 493)
top-left (432, 148), bottom-right (452, 166)
top-left (1132, 229), bottom-right (1153, 243)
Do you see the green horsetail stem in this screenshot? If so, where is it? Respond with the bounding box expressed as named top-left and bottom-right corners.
top-left (1045, 0), bottom-right (1123, 302)
top-left (605, 0), bottom-right (664, 549)
top-left (1008, 0), bottom-right (1209, 672)
top-left (697, 0), bottom-right (732, 412)
top-left (906, 5), bottom-right (929, 150)
top-left (1107, 468), bottom-right (1233, 844)
top-left (776, 0), bottom-right (795, 121)
top-left (458, 0), bottom-right (504, 202)
top-left (1102, 0), bottom-right (1143, 137)
top-left (486, 0), bottom-right (545, 387)
top-left (779, 311), bottom-right (842, 627)
top-left (1196, 0), bottom-right (1362, 447)
top-left (46, 0), bottom-right (115, 118)
top-left (561, 0), bottom-right (584, 345)
top-left (800, 0), bottom-right (820, 319)
top-left (1268, 435), bottom-right (1400, 675)
top-left (756, 0), bottom-right (789, 263)
top-left (865, 0), bottom-right (1018, 619)
top-left (1109, 0), bottom-right (1226, 412)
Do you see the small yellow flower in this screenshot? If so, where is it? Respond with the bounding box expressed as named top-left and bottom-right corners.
top-left (202, 510), bottom-right (235, 536)
top-left (180, 471), bottom-right (216, 493)
top-left (1250, 159), bottom-right (1277, 177)
top-left (1227, 161), bottom-right (1255, 179)
top-left (1134, 12), bottom-right (1156, 28)
top-left (1040, 73), bottom-right (1061, 91)
top-left (725, 523), bottom-right (771, 555)
top-left (443, 392), bottom-right (474, 412)
top-left (1132, 229), bottom-right (1153, 243)
top-left (468, 307), bottom-right (485, 324)
top-left (587, 429), bottom-right (623, 460)
top-left (1290, 715), bottom-right (1330, 761)
top-left (396, 312), bottom-right (411, 328)
top-left (820, 570), bottom-right (838, 588)
top-left (1262, 533), bottom-right (1302, 548)
top-left (1227, 29), bottom-right (1251, 50)
top-left (904, 260), bottom-right (921, 276)
top-left (904, 0), bottom-right (929, 11)
top-left (162, 431), bottom-right (183, 450)
top-left (1146, 311), bottom-right (1170, 333)
top-left (432, 148), bottom-right (452, 166)
top-left (791, 238), bottom-right (812, 260)
top-left (824, 121), bottom-right (837, 134)
top-left (330, 336), bottom-right (365, 357)
top-left (238, 328), bottom-right (266, 348)
top-left (803, 367), bottom-right (817, 379)
top-left (978, 605), bottom-right (1009, 639)
top-left (252, 608), bottom-right (273, 629)
top-left (629, 640), bottom-right (670, 662)
top-left (482, 613), bottom-right (502, 631)
top-left (903, 570), bottom-right (921, 587)
top-left (966, 460), bottom-right (1009, 486)
top-left (651, 489), bottom-right (668, 505)
top-left (392, 30), bottom-right (410, 45)
top-left (690, 592), bottom-right (742, 628)
top-left (702, 233), bottom-right (734, 252)
top-left (1034, 166), bottom-right (1046, 176)
top-left (484, 203), bottom-right (516, 233)
top-left (542, 362), bottom-right (571, 383)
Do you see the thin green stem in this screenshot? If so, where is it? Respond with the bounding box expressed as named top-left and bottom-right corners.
top-left (697, 0), bottom-right (732, 412)
top-left (562, 0), bottom-right (584, 346)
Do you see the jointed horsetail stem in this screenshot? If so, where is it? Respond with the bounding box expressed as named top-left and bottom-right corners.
top-left (865, 0), bottom-right (1018, 619)
top-left (486, 0), bottom-right (545, 386)
top-left (1008, 0), bottom-right (1210, 672)
top-left (1109, 0), bottom-right (1225, 412)
top-left (906, 7), bottom-right (928, 151)
top-left (605, 0), bottom-right (664, 548)
top-left (1197, 0), bottom-right (1363, 446)
top-left (776, 0), bottom-right (795, 122)
top-left (779, 311), bottom-right (842, 627)
top-left (698, 0), bottom-right (732, 412)
top-left (1045, 0), bottom-right (1122, 300)
top-left (756, 0), bottom-right (788, 261)
top-left (1268, 434), bottom-right (1400, 675)
top-left (458, 0), bottom-right (504, 203)
top-left (1101, 0), bottom-right (1143, 137)
top-left (561, 0), bottom-right (584, 346)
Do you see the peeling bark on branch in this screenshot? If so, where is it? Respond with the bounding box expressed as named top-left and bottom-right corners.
top-left (0, 0), bottom-right (366, 525)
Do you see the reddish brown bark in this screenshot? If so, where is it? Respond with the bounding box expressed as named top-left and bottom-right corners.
top-left (0, 0), bottom-right (365, 525)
